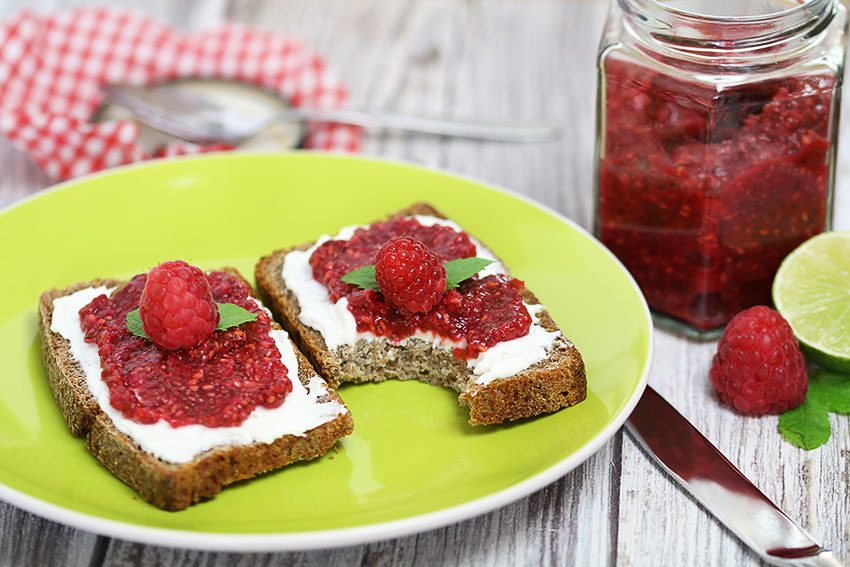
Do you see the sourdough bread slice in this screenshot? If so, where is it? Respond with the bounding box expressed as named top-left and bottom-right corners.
top-left (255, 203), bottom-right (586, 425)
top-left (38, 268), bottom-right (353, 511)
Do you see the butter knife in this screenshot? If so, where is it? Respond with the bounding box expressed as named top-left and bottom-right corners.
top-left (625, 386), bottom-right (843, 567)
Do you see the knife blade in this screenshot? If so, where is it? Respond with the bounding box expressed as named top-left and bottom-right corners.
top-left (625, 386), bottom-right (843, 567)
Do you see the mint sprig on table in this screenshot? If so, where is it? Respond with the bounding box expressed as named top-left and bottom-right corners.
top-left (341, 257), bottom-right (493, 292)
top-left (126, 303), bottom-right (257, 341)
top-left (779, 370), bottom-right (850, 450)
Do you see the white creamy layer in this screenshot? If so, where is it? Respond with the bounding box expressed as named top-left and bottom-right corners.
top-left (51, 286), bottom-right (348, 464)
top-left (282, 215), bottom-right (560, 385)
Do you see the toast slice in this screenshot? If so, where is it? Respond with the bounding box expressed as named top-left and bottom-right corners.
top-left (38, 268), bottom-right (353, 511)
top-left (256, 203), bottom-right (586, 425)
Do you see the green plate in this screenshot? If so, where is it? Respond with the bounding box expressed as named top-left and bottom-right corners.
top-left (0, 153), bottom-right (652, 550)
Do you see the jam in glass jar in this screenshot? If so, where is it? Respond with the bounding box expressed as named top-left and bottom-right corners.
top-left (594, 0), bottom-right (848, 336)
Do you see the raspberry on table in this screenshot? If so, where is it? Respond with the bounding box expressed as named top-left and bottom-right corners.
top-left (374, 236), bottom-right (447, 313)
top-left (139, 260), bottom-right (221, 350)
top-left (709, 305), bottom-right (807, 415)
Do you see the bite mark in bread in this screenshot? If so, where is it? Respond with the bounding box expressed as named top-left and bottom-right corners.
top-left (255, 204), bottom-right (587, 425)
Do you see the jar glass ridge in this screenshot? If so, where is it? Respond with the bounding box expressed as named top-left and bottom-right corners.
top-left (619, 0), bottom-right (836, 61)
top-left (593, 0), bottom-right (848, 336)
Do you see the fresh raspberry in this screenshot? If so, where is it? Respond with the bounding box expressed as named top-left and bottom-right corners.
top-left (374, 237), bottom-right (447, 313)
top-left (139, 260), bottom-right (220, 350)
top-left (709, 305), bottom-right (807, 415)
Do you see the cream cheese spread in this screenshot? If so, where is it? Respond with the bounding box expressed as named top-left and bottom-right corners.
top-left (282, 215), bottom-right (561, 385)
top-left (51, 286), bottom-right (348, 464)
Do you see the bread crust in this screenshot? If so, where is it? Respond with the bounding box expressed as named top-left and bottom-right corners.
top-left (255, 203), bottom-right (587, 426)
top-left (38, 269), bottom-right (353, 511)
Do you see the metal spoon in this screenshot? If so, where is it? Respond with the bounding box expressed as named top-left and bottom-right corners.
top-left (101, 79), bottom-right (559, 147)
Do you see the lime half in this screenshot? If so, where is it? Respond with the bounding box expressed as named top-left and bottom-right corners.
top-left (773, 231), bottom-right (850, 372)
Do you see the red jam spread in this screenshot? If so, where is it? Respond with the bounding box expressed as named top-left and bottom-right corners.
top-left (309, 217), bottom-right (532, 358)
top-left (79, 271), bottom-right (292, 428)
top-left (598, 59), bottom-right (833, 330)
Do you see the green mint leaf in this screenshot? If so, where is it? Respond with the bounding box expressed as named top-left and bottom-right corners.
top-left (808, 370), bottom-right (850, 414)
top-left (126, 308), bottom-right (150, 340)
top-left (126, 304), bottom-right (256, 340)
top-left (339, 257), bottom-right (493, 294)
top-left (444, 257), bottom-right (494, 290)
top-left (216, 303), bottom-right (257, 331)
top-left (779, 397), bottom-right (831, 450)
top-left (341, 265), bottom-right (379, 291)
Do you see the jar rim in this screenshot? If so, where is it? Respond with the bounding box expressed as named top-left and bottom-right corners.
top-left (621, 0), bottom-right (832, 24)
top-left (617, 0), bottom-right (838, 56)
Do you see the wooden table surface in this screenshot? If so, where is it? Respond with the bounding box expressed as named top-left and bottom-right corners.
top-left (1, 1), bottom-right (848, 566)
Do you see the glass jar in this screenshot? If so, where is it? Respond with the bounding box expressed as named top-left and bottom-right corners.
top-left (593, 0), bottom-right (848, 336)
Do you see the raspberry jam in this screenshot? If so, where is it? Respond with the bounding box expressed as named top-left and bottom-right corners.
top-left (79, 271), bottom-right (292, 428)
top-left (309, 218), bottom-right (532, 358)
top-left (594, 0), bottom-right (846, 334)
top-left (597, 60), bottom-right (837, 332)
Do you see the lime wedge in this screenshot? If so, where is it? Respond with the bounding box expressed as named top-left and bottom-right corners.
top-left (773, 231), bottom-right (850, 372)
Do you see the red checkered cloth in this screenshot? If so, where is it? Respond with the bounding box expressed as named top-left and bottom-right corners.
top-left (0, 8), bottom-right (361, 180)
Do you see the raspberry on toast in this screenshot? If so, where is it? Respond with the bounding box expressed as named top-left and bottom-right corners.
top-left (255, 203), bottom-right (587, 425)
top-left (38, 268), bottom-right (353, 511)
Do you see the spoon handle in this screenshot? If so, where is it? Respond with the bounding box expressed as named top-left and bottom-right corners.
top-left (277, 107), bottom-right (560, 143)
